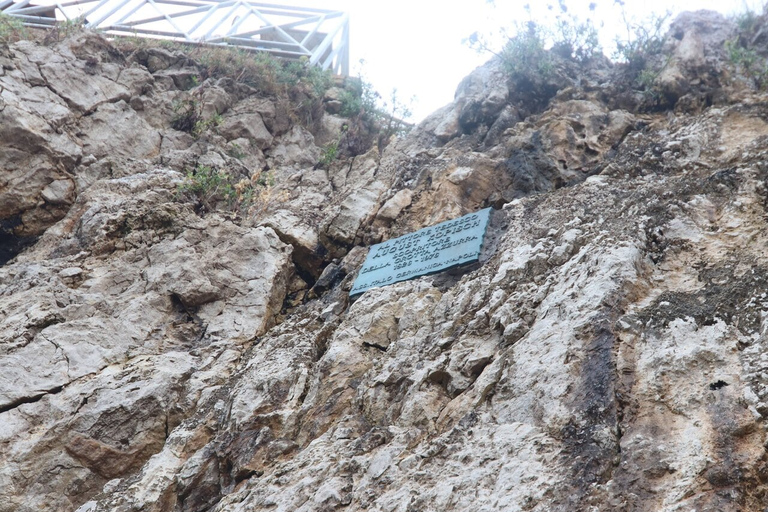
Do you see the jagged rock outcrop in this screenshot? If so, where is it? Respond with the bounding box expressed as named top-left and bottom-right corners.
top-left (2, 9), bottom-right (768, 512)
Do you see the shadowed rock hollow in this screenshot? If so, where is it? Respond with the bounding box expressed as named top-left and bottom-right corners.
top-left (2, 9), bottom-right (768, 512)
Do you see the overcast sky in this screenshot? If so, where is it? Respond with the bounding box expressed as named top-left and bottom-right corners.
top-left (307, 0), bottom-right (761, 122)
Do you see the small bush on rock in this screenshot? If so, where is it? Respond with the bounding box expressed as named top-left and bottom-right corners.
top-left (178, 165), bottom-right (235, 212)
top-left (334, 69), bottom-right (413, 154)
top-left (0, 13), bottom-right (28, 45)
top-left (43, 16), bottom-right (86, 44)
top-left (725, 5), bottom-right (768, 90)
top-left (171, 97), bottom-right (222, 137)
top-left (611, 4), bottom-right (669, 70)
top-left (177, 165), bottom-right (279, 215)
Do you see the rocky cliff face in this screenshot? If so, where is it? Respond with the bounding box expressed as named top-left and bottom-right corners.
top-left (2, 10), bottom-right (768, 512)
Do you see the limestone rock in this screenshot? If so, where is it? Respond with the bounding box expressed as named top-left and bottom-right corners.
top-left (219, 112), bottom-right (273, 149)
top-left (78, 101), bottom-right (161, 159)
top-left (40, 59), bottom-right (130, 113)
top-left (268, 125), bottom-right (321, 168)
top-left (3, 13), bottom-right (768, 512)
top-left (642, 10), bottom-right (736, 108)
top-left (375, 188), bottom-right (413, 221)
top-left (323, 180), bottom-right (387, 247)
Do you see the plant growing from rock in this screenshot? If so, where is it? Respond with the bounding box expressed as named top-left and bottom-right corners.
top-left (171, 98), bottom-right (202, 134)
top-left (227, 142), bottom-right (247, 160)
top-left (611, 3), bottom-right (669, 69)
top-left (171, 97), bottom-right (222, 137)
top-left (724, 5), bottom-right (768, 90)
top-left (43, 15), bottom-right (86, 44)
top-left (333, 65), bottom-right (414, 154)
top-left (178, 165), bottom-right (236, 213)
top-left (0, 13), bottom-right (28, 45)
top-left (177, 165), bottom-right (281, 216)
top-left (319, 140), bottom-right (340, 168)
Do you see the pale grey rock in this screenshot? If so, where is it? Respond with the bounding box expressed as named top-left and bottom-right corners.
top-left (0, 167), bottom-right (294, 510)
top-left (154, 66), bottom-right (200, 90)
top-left (268, 125), bottom-right (321, 168)
top-left (323, 180), bottom-right (387, 246)
top-left (40, 60), bottom-right (130, 113)
top-left (226, 137), bottom-right (266, 171)
top-left (219, 112), bottom-right (273, 149)
top-left (431, 104), bottom-right (461, 142)
top-left (117, 66), bottom-right (155, 96)
top-left (200, 85), bottom-right (231, 117)
top-left (79, 101), bottom-right (161, 159)
top-left (375, 188), bottom-right (413, 221)
top-left (649, 11), bottom-right (736, 105)
top-left (313, 112), bottom-right (348, 146)
top-left (41, 179), bottom-right (75, 205)
top-left (261, 210), bottom-right (318, 256)
top-left (3, 15), bottom-right (768, 512)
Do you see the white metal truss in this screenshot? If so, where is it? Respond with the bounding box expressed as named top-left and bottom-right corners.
top-left (0, 0), bottom-right (350, 75)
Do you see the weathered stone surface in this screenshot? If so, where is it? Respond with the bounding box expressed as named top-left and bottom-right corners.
top-left (78, 101), bottom-right (161, 159)
top-left (323, 180), bottom-right (387, 246)
top-left (268, 125), bottom-right (321, 168)
top-left (0, 168), bottom-right (293, 511)
top-left (4, 11), bottom-right (768, 512)
top-left (40, 59), bottom-right (130, 113)
top-left (219, 112), bottom-right (273, 148)
top-left (375, 188), bottom-right (413, 221)
top-left (655, 10), bottom-right (735, 105)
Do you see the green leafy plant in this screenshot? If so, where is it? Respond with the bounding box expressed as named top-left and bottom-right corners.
top-left (466, 1), bottom-right (600, 82)
top-left (171, 98), bottom-right (222, 137)
top-left (0, 13), bottom-right (28, 45)
top-left (178, 165), bottom-right (236, 212)
top-left (725, 38), bottom-right (768, 90)
top-left (319, 140), bottom-right (339, 168)
top-left (227, 142), bottom-right (246, 160)
top-left (376, 88), bottom-right (414, 146)
top-left (550, 11), bottom-right (601, 61)
top-left (178, 165), bottom-right (280, 215)
top-left (338, 76), bottom-right (380, 118)
top-left (171, 98), bottom-right (201, 134)
top-left (43, 16), bottom-right (87, 44)
top-left (499, 22), bottom-right (554, 80)
top-left (334, 64), bottom-right (413, 152)
top-left (278, 57), bottom-right (334, 96)
top-left (732, 6), bottom-right (762, 34)
top-left (611, 3), bottom-right (669, 70)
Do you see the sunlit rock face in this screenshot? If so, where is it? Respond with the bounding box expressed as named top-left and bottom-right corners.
top-left (3, 9), bottom-right (768, 512)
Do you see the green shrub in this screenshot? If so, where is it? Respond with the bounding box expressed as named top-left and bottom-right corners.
top-left (319, 140), bottom-right (339, 168)
top-left (189, 46), bottom-right (333, 99)
top-left (177, 165), bottom-right (279, 214)
top-left (171, 99), bottom-right (201, 134)
top-left (0, 13), bottom-right (28, 45)
top-left (278, 57), bottom-right (333, 96)
top-left (611, 6), bottom-right (669, 71)
top-left (550, 11), bottom-right (601, 61)
top-left (42, 16), bottom-right (87, 44)
top-left (499, 22), bottom-right (554, 81)
top-left (725, 38), bottom-right (768, 90)
top-left (171, 98), bottom-right (222, 137)
top-left (227, 142), bottom-right (246, 160)
top-left (178, 165), bottom-right (235, 211)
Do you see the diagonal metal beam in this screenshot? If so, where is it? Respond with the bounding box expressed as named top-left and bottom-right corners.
top-left (0, 0), bottom-right (351, 75)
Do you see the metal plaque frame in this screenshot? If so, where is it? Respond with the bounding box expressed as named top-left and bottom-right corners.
top-left (0, 0), bottom-right (349, 75)
top-left (350, 208), bottom-right (493, 297)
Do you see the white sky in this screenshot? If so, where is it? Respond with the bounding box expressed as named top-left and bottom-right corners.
top-left (311, 0), bottom-right (760, 122)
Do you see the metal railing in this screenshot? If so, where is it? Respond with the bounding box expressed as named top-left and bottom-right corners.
top-left (0, 0), bottom-right (350, 75)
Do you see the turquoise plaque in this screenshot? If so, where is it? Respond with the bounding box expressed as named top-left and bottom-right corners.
top-left (350, 208), bottom-right (492, 296)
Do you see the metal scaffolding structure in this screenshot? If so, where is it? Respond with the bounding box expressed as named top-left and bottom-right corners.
top-left (0, 0), bottom-right (350, 75)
